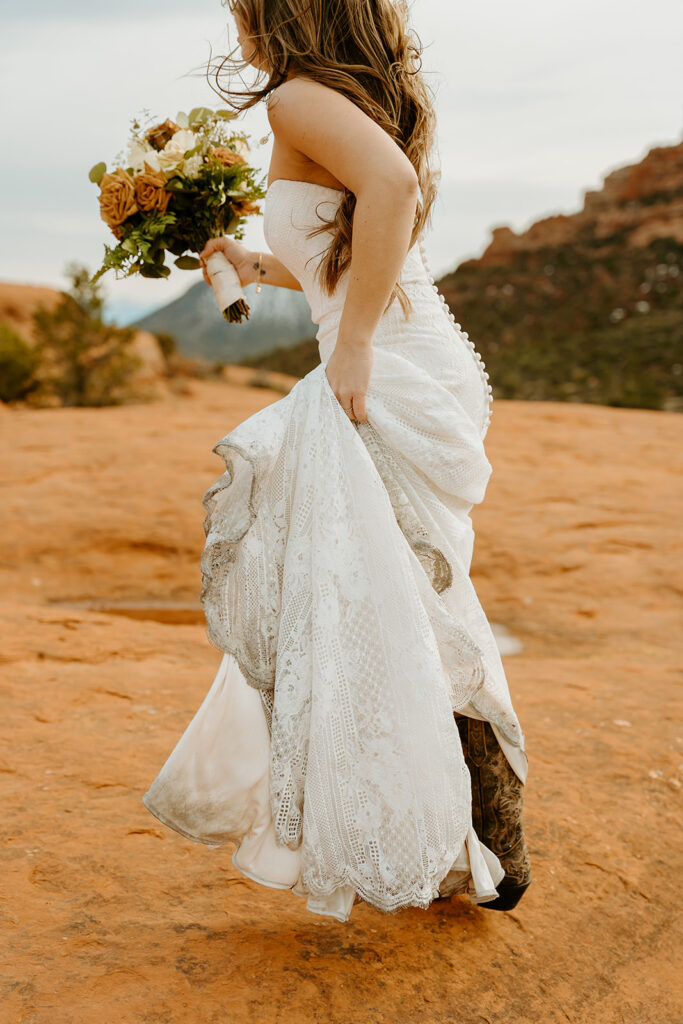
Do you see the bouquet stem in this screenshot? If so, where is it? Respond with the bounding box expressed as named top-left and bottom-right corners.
top-left (205, 251), bottom-right (251, 323)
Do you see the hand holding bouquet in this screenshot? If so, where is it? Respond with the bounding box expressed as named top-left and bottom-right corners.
top-left (89, 107), bottom-right (265, 322)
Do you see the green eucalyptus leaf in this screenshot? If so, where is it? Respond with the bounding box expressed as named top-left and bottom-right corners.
top-left (88, 161), bottom-right (107, 184)
top-left (188, 106), bottom-right (212, 126)
top-left (140, 263), bottom-right (163, 279)
top-left (174, 255), bottom-right (201, 270)
top-left (216, 109), bottom-right (238, 120)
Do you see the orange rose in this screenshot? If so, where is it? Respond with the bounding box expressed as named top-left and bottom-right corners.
top-left (98, 168), bottom-right (138, 229)
top-left (209, 146), bottom-right (245, 167)
top-left (134, 161), bottom-right (172, 214)
top-left (145, 118), bottom-right (181, 150)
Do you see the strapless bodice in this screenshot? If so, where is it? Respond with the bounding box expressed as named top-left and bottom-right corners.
top-left (263, 178), bottom-right (429, 326)
top-left (262, 177), bottom-right (493, 436)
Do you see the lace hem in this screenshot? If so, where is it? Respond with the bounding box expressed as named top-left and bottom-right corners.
top-left (227, 823), bottom-right (506, 924)
top-left (200, 435), bottom-right (279, 693)
top-left (143, 778), bottom-right (504, 923)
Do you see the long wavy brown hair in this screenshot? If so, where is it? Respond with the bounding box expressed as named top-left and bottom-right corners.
top-left (203, 0), bottom-right (440, 316)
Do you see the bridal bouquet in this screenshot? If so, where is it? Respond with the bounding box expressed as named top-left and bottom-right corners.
top-left (88, 107), bottom-right (266, 322)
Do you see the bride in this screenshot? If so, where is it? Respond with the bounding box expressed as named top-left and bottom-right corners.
top-left (142, 0), bottom-right (532, 923)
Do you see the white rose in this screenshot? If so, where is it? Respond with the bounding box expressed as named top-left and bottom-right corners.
top-left (158, 129), bottom-right (198, 169)
top-left (128, 140), bottom-right (161, 173)
top-left (182, 154), bottom-right (204, 179)
top-left (233, 138), bottom-right (250, 161)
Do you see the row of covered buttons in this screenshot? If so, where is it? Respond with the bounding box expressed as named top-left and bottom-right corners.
top-left (417, 238), bottom-right (493, 430)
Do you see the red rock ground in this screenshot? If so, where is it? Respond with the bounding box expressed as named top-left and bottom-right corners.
top-left (1, 380), bottom-right (681, 1023)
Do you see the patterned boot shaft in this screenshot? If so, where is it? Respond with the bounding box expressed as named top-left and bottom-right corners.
top-left (456, 716), bottom-right (531, 886)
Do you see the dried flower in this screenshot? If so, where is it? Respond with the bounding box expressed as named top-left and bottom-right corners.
top-left (134, 161), bottom-right (172, 214)
top-left (209, 146), bottom-right (245, 167)
top-left (98, 167), bottom-right (138, 228)
top-left (145, 118), bottom-right (181, 150)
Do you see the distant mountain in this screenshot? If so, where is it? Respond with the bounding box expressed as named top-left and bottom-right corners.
top-left (131, 278), bottom-right (316, 364)
top-left (239, 336), bottom-right (320, 378)
top-left (437, 137), bottom-right (683, 410)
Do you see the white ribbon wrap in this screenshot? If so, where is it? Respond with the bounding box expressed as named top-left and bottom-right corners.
top-left (205, 251), bottom-right (246, 315)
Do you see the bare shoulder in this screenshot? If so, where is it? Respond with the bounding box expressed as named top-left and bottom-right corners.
top-left (266, 76), bottom-right (417, 193)
top-left (267, 76), bottom-right (363, 127)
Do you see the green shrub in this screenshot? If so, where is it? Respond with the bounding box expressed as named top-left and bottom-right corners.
top-left (31, 262), bottom-right (143, 407)
top-left (0, 322), bottom-right (40, 402)
top-left (438, 237), bottom-right (683, 410)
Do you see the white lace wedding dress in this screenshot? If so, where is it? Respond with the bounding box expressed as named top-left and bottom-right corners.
top-left (142, 179), bottom-right (529, 923)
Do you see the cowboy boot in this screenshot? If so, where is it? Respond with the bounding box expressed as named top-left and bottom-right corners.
top-left (455, 714), bottom-right (532, 911)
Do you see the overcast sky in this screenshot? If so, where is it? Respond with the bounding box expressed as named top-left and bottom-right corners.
top-left (1, 0), bottom-right (681, 325)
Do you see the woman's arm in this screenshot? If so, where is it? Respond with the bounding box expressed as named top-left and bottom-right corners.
top-left (255, 251), bottom-right (303, 292)
top-left (266, 78), bottom-right (419, 422)
top-left (199, 236), bottom-right (303, 292)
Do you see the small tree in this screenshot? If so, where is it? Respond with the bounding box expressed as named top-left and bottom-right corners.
top-left (0, 322), bottom-right (41, 401)
top-left (31, 262), bottom-right (143, 406)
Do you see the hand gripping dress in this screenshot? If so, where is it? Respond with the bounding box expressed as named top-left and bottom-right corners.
top-left (142, 179), bottom-right (529, 923)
